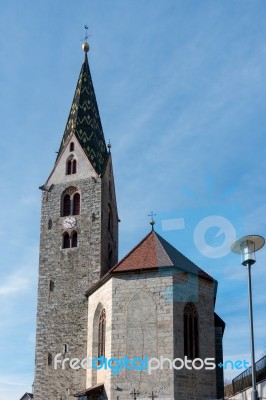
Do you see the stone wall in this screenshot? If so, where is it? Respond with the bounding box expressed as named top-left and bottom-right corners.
top-left (34, 139), bottom-right (118, 400)
top-left (87, 270), bottom-right (219, 400)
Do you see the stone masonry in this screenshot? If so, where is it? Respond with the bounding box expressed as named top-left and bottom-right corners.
top-left (33, 132), bottom-right (118, 400)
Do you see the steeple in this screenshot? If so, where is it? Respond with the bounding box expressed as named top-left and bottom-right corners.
top-left (57, 43), bottom-right (108, 175)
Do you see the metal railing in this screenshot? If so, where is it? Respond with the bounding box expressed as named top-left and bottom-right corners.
top-left (232, 355), bottom-right (266, 394)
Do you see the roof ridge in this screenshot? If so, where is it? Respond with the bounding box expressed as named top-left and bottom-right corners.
top-left (155, 231), bottom-right (214, 281)
top-left (110, 230), bottom-right (154, 272)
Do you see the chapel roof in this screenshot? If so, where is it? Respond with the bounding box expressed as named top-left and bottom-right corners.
top-left (86, 230), bottom-right (216, 297)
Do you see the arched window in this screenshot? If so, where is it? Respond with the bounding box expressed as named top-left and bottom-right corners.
top-left (72, 159), bottom-right (77, 174)
top-left (63, 232), bottom-right (70, 249)
top-left (67, 160), bottom-right (72, 175)
top-left (108, 204), bottom-right (113, 233)
top-left (63, 195), bottom-right (71, 216)
top-left (66, 157), bottom-right (77, 175)
top-left (61, 187), bottom-right (81, 217)
top-left (70, 142), bottom-right (74, 152)
top-left (72, 231), bottom-right (77, 248)
top-left (98, 308), bottom-right (106, 358)
top-left (184, 302), bottom-right (199, 359)
top-left (73, 193), bottom-right (80, 215)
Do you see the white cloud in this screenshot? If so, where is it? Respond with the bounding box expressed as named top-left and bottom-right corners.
top-left (0, 271), bottom-right (31, 296)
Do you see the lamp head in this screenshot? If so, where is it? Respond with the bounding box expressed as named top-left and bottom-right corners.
top-left (231, 235), bottom-right (265, 266)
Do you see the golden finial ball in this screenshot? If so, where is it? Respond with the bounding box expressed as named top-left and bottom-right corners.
top-left (82, 42), bottom-right (90, 53)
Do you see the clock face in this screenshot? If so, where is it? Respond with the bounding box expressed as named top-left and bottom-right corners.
top-left (63, 216), bottom-right (77, 229)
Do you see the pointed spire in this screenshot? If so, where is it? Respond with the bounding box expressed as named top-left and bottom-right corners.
top-left (57, 42), bottom-right (108, 175)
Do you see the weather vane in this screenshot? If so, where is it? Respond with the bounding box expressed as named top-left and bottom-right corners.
top-left (148, 211), bottom-right (156, 230)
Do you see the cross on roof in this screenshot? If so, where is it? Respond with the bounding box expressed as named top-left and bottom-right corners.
top-left (148, 211), bottom-right (156, 231)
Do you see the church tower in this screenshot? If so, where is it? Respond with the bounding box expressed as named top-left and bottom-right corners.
top-left (33, 42), bottom-right (118, 400)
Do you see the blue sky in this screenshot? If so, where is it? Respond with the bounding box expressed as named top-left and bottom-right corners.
top-left (1, 0), bottom-right (266, 398)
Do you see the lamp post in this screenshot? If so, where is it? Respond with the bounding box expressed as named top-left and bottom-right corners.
top-left (231, 235), bottom-right (265, 400)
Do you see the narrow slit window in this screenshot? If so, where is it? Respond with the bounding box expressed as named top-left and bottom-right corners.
top-left (70, 142), bottom-right (74, 152)
top-left (98, 308), bottom-right (106, 358)
top-left (48, 352), bottom-right (53, 366)
top-left (48, 219), bottom-right (52, 230)
top-left (108, 204), bottom-right (113, 233)
top-left (184, 302), bottom-right (199, 359)
top-left (49, 280), bottom-right (55, 292)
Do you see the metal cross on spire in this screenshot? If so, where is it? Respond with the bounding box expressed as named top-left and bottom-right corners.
top-left (81, 25), bottom-right (90, 53)
top-left (148, 211), bottom-right (156, 231)
top-left (84, 25), bottom-right (89, 41)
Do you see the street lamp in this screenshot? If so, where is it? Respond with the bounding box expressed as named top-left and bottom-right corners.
top-left (231, 235), bottom-right (265, 400)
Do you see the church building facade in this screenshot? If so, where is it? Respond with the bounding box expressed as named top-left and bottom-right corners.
top-left (33, 42), bottom-right (225, 400)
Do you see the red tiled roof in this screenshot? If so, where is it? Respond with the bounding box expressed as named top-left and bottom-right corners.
top-left (85, 230), bottom-right (214, 297)
top-left (112, 231), bottom-right (173, 271)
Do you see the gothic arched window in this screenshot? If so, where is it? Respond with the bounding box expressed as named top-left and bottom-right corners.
top-left (61, 187), bottom-right (81, 217)
top-left (63, 195), bottom-right (71, 216)
top-left (98, 308), bottom-right (106, 358)
top-left (70, 142), bottom-right (74, 152)
top-left (73, 193), bottom-right (80, 215)
top-left (72, 159), bottom-right (77, 174)
top-left (67, 160), bottom-right (72, 175)
top-left (72, 231), bottom-right (78, 248)
top-left (184, 302), bottom-right (199, 359)
top-left (63, 232), bottom-right (70, 249)
top-left (66, 157), bottom-right (77, 175)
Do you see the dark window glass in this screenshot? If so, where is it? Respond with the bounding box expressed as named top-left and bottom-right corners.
top-left (48, 352), bottom-right (53, 366)
top-left (184, 303), bottom-right (199, 359)
top-left (73, 193), bottom-right (80, 215)
top-left (72, 232), bottom-right (77, 248)
top-left (63, 195), bottom-right (71, 216)
top-left (72, 159), bottom-right (77, 174)
top-left (108, 204), bottom-right (113, 232)
top-left (63, 232), bottom-right (70, 249)
top-left (67, 160), bottom-right (72, 175)
top-left (70, 142), bottom-right (74, 152)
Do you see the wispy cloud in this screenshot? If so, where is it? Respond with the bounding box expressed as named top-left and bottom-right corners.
top-left (0, 271), bottom-right (31, 296)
